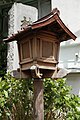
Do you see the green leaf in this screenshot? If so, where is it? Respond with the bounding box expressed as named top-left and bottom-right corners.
top-left (4, 90), bottom-right (8, 98)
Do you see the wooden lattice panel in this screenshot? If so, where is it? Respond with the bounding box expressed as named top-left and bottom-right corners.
top-left (42, 40), bottom-right (53, 58)
top-left (21, 41), bottom-right (30, 59)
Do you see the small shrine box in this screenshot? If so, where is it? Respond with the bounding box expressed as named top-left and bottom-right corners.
top-left (5, 9), bottom-right (76, 78)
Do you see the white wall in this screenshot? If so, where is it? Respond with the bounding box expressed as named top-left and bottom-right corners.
top-left (51, 0), bottom-right (80, 68)
top-left (8, 3), bottom-right (38, 73)
top-left (51, 0), bottom-right (80, 70)
top-left (67, 73), bottom-right (80, 96)
top-left (52, 0), bottom-right (80, 95)
top-left (51, 0), bottom-right (80, 33)
top-left (14, 3), bottom-right (38, 32)
top-left (59, 43), bottom-right (80, 69)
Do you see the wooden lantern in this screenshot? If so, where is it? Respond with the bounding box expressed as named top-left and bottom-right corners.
top-left (5, 8), bottom-right (76, 78)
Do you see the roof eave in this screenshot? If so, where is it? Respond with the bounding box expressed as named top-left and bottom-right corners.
top-left (54, 14), bottom-right (76, 41)
top-left (4, 8), bottom-right (77, 42)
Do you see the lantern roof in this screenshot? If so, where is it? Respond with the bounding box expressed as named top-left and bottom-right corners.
top-left (4, 8), bottom-right (76, 42)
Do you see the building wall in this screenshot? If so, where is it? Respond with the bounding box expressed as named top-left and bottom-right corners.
top-left (51, 0), bottom-right (80, 33)
top-left (67, 73), bottom-right (80, 96)
top-left (52, 0), bottom-right (80, 95)
top-left (59, 42), bottom-right (80, 69)
top-left (8, 3), bottom-right (38, 74)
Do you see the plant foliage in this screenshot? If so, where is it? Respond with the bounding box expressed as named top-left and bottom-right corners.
top-left (0, 74), bottom-right (80, 120)
top-left (0, 73), bottom-right (33, 120)
top-left (44, 78), bottom-right (80, 120)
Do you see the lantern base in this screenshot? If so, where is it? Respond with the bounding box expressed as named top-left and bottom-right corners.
top-left (17, 67), bottom-right (58, 79)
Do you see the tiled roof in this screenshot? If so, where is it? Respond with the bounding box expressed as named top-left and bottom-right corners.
top-left (4, 8), bottom-right (76, 42)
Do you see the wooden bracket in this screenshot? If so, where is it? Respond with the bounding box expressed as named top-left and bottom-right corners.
top-left (30, 65), bottom-right (43, 78)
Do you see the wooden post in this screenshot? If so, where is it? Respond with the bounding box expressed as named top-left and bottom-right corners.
top-left (33, 79), bottom-right (44, 120)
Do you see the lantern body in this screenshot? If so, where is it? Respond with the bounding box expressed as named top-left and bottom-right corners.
top-left (17, 30), bottom-right (60, 78)
top-left (4, 9), bottom-right (76, 78)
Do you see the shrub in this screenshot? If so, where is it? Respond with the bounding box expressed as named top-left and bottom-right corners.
top-left (0, 74), bottom-right (80, 120)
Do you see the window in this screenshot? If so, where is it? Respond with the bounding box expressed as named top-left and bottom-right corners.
top-left (0, 7), bottom-right (10, 39)
top-left (0, 10), bottom-right (2, 39)
top-left (38, 0), bottom-right (51, 18)
top-left (2, 8), bottom-right (9, 38)
top-left (25, 0), bottom-right (51, 18)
